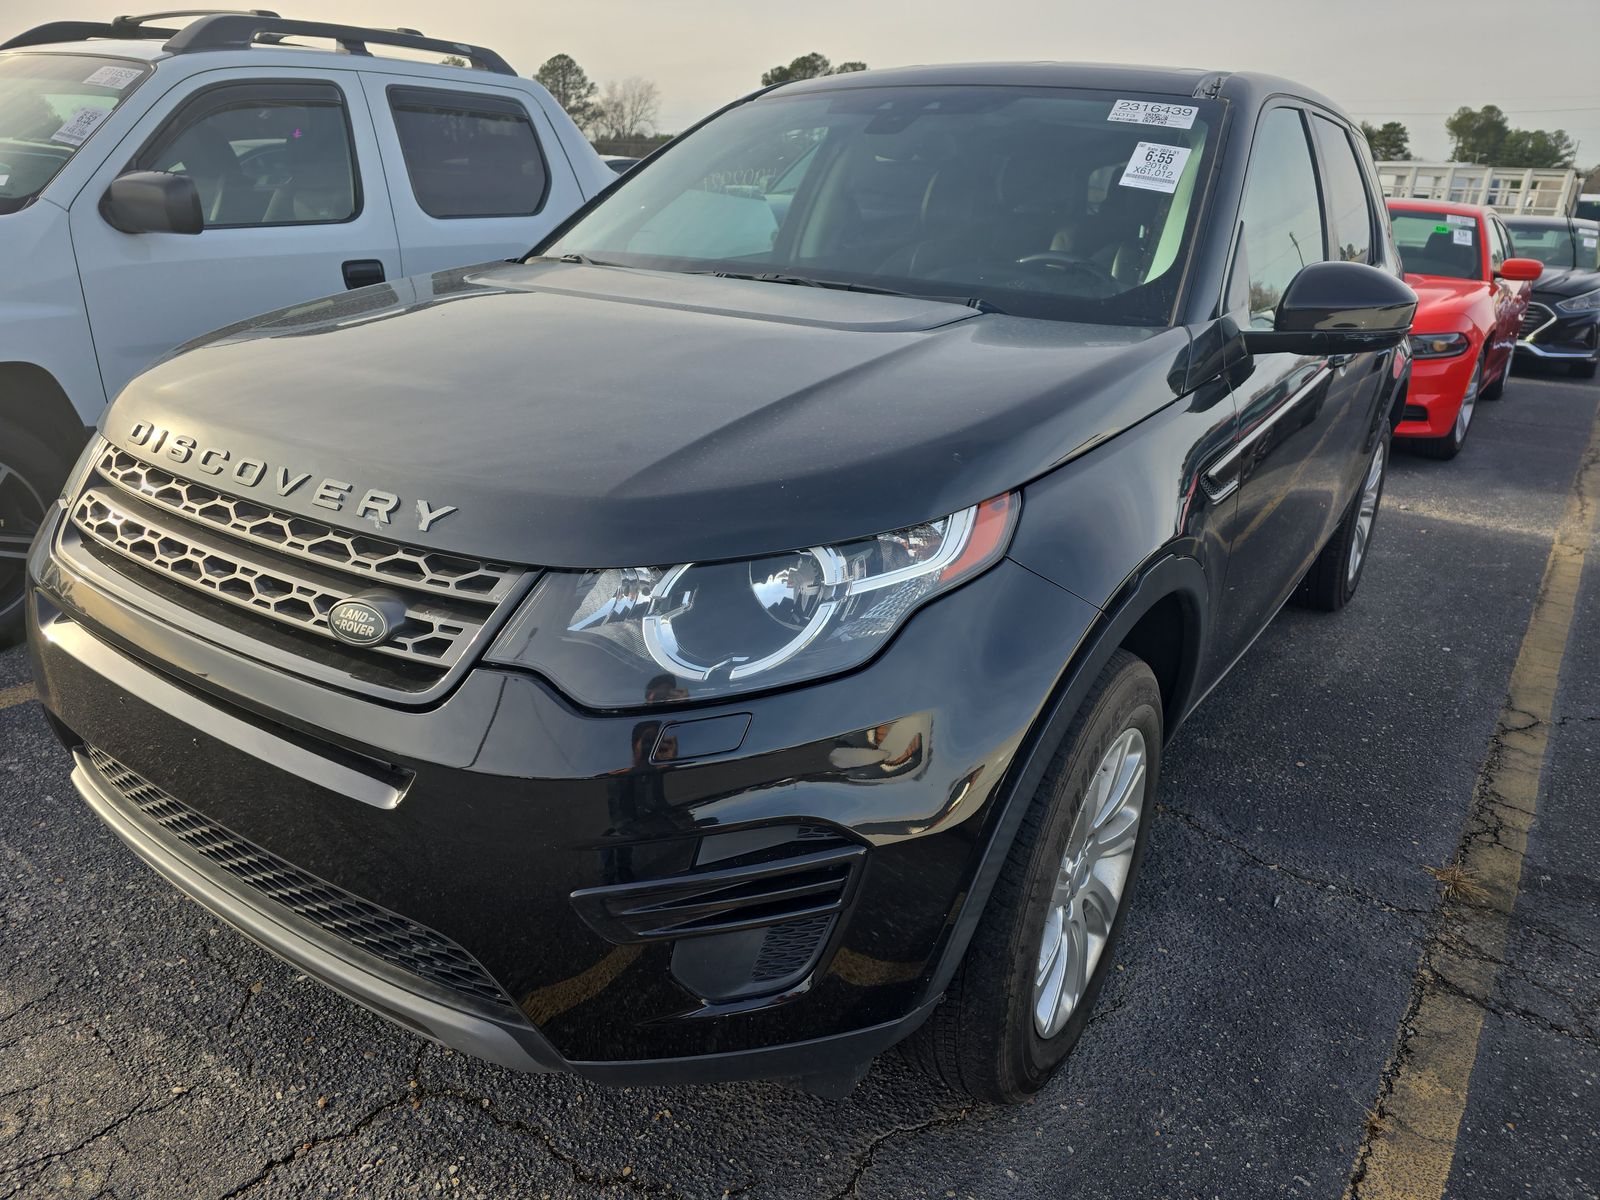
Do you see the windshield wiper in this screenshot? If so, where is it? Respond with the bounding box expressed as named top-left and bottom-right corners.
top-left (701, 270), bottom-right (1004, 313)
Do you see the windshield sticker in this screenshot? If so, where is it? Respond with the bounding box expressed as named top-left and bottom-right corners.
top-left (0, 175), bottom-right (8, 187)
top-left (1453, 227), bottom-right (1474, 246)
top-left (1447, 214), bottom-right (1475, 226)
top-left (1119, 142), bottom-right (1192, 194)
top-left (50, 106), bottom-right (110, 147)
top-left (1584, 235), bottom-right (1598, 247)
top-left (84, 65), bottom-right (142, 89)
top-left (1108, 100), bottom-right (1198, 130)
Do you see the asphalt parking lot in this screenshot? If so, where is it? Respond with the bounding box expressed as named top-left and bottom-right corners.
top-left (2, 367), bottom-right (1597, 1200)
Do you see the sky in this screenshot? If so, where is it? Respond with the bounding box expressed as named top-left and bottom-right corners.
top-left (8, 0), bottom-right (1597, 164)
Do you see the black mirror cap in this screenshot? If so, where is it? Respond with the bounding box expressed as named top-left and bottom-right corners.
top-left (100, 170), bottom-right (203, 235)
top-left (1246, 261), bottom-right (1417, 357)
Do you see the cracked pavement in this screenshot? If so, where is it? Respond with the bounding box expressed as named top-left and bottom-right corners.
top-left (2, 368), bottom-right (1597, 1199)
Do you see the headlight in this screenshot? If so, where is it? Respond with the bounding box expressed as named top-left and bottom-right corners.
top-left (488, 493), bottom-right (1018, 707)
top-left (1409, 332), bottom-right (1471, 358)
top-left (1557, 287), bottom-right (1600, 314)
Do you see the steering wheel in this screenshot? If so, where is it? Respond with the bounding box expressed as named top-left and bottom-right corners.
top-left (1013, 251), bottom-right (1114, 289)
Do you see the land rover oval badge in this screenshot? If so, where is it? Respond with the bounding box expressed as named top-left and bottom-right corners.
top-left (328, 593), bottom-right (407, 647)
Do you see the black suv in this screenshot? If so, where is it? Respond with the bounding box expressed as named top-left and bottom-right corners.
top-left (26, 63), bottom-right (1414, 1103)
top-left (1505, 214), bottom-right (1600, 378)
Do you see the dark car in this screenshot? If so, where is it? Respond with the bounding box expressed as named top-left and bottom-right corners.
top-left (26, 63), bottom-right (1414, 1103)
top-left (1505, 214), bottom-right (1600, 378)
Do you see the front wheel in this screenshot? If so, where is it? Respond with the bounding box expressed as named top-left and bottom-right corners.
top-left (1295, 435), bottom-right (1388, 612)
top-left (0, 420), bottom-right (68, 645)
top-left (903, 650), bottom-right (1161, 1103)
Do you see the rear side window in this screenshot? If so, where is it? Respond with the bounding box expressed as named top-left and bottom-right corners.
top-left (388, 87), bottom-right (548, 218)
top-left (1311, 116), bottom-right (1373, 265)
top-left (137, 81), bottom-right (357, 227)
top-left (1235, 108), bottom-right (1327, 328)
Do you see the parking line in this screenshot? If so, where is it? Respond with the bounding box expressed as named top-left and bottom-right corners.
top-left (1344, 403), bottom-right (1600, 1199)
top-left (0, 682), bottom-right (37, 711)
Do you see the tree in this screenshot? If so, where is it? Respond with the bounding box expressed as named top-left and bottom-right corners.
top-left (536, 53), bottom-right (600, 132)
top-left (1500, 127), bottom-right (1576, 169)
top-left (594, 77), bottom-right (661, 141)
top-left (1359, 120), bottom-right (1411, 162)
top-left (1445, 104), bottom-right (1576, 167)
top-left (760, 53), bottom-right (869, 87)
top-left (1446, 105), bottom-right (1509, 163)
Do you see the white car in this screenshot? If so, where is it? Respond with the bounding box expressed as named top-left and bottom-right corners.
top-left (0, 11), bottom-right (611, 638)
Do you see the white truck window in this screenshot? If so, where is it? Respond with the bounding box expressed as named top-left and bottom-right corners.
top-left (136, 81), bottom-right (357, 227)
top-left (387, 86), bottom-right (548, 219)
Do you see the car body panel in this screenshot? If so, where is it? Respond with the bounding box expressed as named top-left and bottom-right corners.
top-left (105, 262), bottom-right (1191, 568)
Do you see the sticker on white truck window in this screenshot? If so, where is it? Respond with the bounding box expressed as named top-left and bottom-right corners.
top-left (1447, 214), bottom-right (1474, 226)
top-left (84, 65), bottom-right (142, 89)
top-left (50, 106), bottom-right (110, 146)
top-left (1453, 227), bottom-right (1474, 246)
top-left (1119, 142), bottom-right (1192, 193)
top-left (1108, 100), bottom-right (1198, 130)
top-left (0, 175), bottom-right (9, 187)
top-left (1584, 235), bottom-right (1598, 247)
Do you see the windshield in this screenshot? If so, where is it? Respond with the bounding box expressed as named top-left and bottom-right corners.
top-left (1389, 209), bottom-right (1482, 281)
top-left (0, 53), bottom-right (151, 215)
top-left (544, 86), bottom-right (1221, 325)
top-left (1506, 221), bottom-right (1598, 271)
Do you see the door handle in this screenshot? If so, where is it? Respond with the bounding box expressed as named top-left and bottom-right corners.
top-left (342, 259), bottom-right (386, 290)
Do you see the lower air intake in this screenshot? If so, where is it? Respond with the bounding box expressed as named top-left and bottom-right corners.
top-left (86, 748), bottom-right (518, 1015)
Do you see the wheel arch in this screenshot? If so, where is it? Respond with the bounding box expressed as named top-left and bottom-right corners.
top-left (0, 362), bottom-right (94, 464)
top-left (919, 553), bottom-right (1209, 1004)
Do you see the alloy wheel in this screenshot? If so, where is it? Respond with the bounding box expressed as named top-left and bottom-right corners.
top-left (1347, 442), bottom-right (1386, 586)
top-left (1455, 360), bottom-right (1481, 443)
top-left (1033, 727), bottom-right (1147, 1038)
top-left (0, 459), bottom-right (47, 621)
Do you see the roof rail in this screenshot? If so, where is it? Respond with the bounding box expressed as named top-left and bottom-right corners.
top-left (163, 14), bottom-right (515, 74)
top-left (0, 10), bottom-right (277, 51)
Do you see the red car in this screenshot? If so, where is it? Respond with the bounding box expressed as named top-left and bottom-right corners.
top-left (1386, 200), bottom-right (1542, 458)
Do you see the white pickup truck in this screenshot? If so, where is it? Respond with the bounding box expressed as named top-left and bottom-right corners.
top-left (0, 11), bottom-right (612, 638)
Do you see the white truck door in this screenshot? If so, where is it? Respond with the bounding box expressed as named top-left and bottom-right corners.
top-left (69, 68), bottom-right (401, 402)
top-left (359, 73), bottom-right (584, 278)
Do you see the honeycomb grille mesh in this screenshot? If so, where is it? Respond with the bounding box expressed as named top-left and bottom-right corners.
top-left (72, 489), bottom-right (479, 669)
top-left (87, 748), bottom-right (517, 1013)
top-left (750, 914), bottom-right (833, 983)
top-left (96, 446), bottom-right (518, 601)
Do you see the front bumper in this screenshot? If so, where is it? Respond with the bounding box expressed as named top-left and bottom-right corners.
top-left (1394, 348), bottom-right (1479, 440)
top-left (27, 503), bottom-right (1096, 1083)
top-left (1515, 301), bottom-right (1599, 364)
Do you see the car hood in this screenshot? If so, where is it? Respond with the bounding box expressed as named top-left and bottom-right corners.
top-left (107, 262), bottom-right (1190, 568)
top-left (1530, 266), bottom-right (1600, 301)
top-left (1403, 274), bottom-right (1493, 322)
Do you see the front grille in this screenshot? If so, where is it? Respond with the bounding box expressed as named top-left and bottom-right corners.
top-left (87, 748), bottom-right (518, 1014)
top-left (1520, 302), bottom-right (1556, 341)
top-left (67, 444), bottom-right (533, 687)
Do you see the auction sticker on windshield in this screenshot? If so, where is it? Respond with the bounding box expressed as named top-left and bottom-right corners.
top-left (1120, 142), bottom-right (1192, 193)
top-left (50, 106), bottom-right (110, 146)
top-left (83, 65), bottom-right (143, 89)
top-left (1108, 99), bottom-right (1198, 129)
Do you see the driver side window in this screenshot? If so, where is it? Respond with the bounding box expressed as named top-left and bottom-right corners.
top-left (1235, 108), bottom-right (1327, 329)
top-left (136, 81), bottom-right (357, 228)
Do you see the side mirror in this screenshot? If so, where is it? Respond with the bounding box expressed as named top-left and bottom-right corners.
top-left (99, 170), bottom-right (203, 235)
top-left (1497, 257), bottom-right (1543, 283)
top-left (1243, 260), bottom-right (1417, 357)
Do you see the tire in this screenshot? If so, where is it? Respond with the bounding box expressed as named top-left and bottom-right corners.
top-left (1296, 434), bottom-right (1388, 612)
top-left (1570, 360), bottom-right (1598, 381)
top-left (0, 420), bottom-right (70, 646)
top-left (1479, 356), bottom-right (1506, 401)
top-left (903, 649), bottom-right (1162, 1103)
